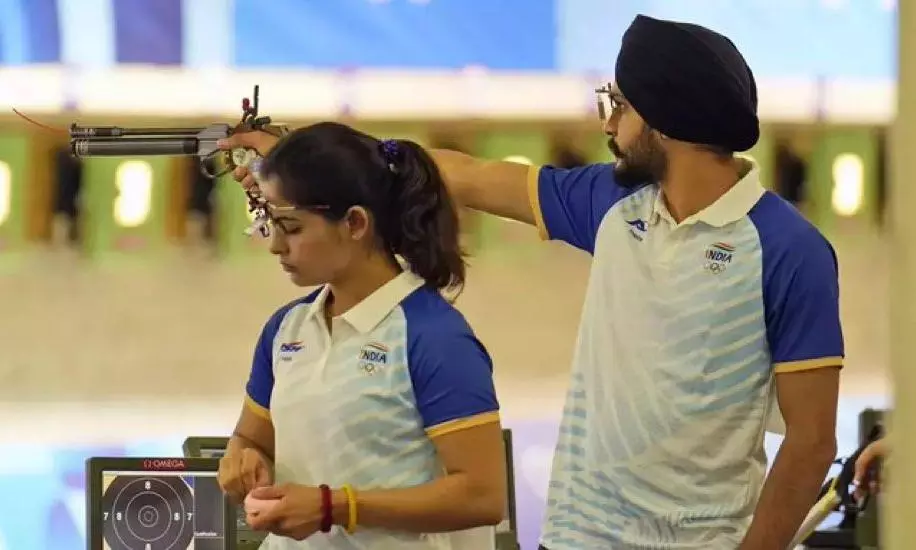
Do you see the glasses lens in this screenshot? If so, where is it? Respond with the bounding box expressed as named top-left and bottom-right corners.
top-left (595, 83), bottom-right (612, 121)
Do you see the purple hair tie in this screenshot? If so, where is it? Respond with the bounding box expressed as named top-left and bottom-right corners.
top-left (380, 139), bottom-right (400, 171)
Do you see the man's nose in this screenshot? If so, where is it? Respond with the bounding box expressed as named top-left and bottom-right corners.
top-left (603, 116), bottom-right (618, 135)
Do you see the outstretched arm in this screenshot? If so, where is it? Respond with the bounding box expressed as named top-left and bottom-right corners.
top-left (429, 149), bottom-right (535, 224)
top-left (217, 131), bottom-right (621, 253)
top-left (216, 131), bottom-right (536, 224)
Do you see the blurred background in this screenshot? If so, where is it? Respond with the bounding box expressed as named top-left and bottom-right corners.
top-left (0, 0), bottom-right (901, 548)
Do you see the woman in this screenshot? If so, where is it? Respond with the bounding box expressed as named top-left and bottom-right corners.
top-left (854, 437), bottom-right (888, 497)
top-left (216, 122), bottom-right (507, 549)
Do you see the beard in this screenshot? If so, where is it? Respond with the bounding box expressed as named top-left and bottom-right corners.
top-left (607, 129), bottom-right (668, 188)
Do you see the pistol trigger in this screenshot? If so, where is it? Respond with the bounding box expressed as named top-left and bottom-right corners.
top-left (197, 150), bottom-right (232, 180)
top-left (199, 155), bottom-right (218, 179)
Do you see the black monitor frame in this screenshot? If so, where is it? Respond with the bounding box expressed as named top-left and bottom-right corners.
top-left (85, 456), bottom-right (236, 550)
top-left (501, 429), bottom-right (519, 532)
top-left (182, 436), bottom-right (231, 458)
top-left (496, 429), bottom-right (521, 549)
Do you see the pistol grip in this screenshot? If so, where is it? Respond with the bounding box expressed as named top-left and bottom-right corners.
top-left (231, 148), bottom-right (260, 170)
top-left (260, 124), bottom-right (289, 138)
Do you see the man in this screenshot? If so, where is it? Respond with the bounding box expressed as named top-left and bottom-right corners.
top-left (219, 14), bottom-right (843, 550)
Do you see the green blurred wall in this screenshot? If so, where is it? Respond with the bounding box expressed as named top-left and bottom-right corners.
top-left (472, 130), bottom-right (551, 257)
top-left (809, 127), bottom-right (879, 236)
top-left (79, 156), bottom-right (171, 260)
top-left (0, 134), bottom-right (29, 260)
top-left (0, 123), bottom-right (884, 256)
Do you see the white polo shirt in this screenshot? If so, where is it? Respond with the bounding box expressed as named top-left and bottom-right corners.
top-left (529, 161), bottom-right (844, 549)
top-left (245, 271), bottom-right (500, 550)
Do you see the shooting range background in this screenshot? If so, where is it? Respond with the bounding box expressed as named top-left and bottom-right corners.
top-left (0, 0), bottom-right (902, 548)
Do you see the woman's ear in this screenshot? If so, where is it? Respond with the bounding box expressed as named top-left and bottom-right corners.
top-left (343, 206), bottom-right (371, 242)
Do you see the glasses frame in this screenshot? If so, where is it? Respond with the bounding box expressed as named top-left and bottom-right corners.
top-left (594, 82), bottom-right (626, 122)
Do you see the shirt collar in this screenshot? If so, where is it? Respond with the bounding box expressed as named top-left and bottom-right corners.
top-left (305, 270), bottom-right (426, 333)
top-left (650, 157), bottom-right (765, 228)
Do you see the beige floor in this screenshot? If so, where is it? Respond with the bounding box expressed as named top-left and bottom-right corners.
top-left (0, 215), bottom-right (890, 436)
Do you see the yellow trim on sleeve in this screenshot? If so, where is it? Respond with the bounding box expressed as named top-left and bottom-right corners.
top-left (526, 165), bottom-right (548, 240)
top-left (774, 357), bottom-right (844, 374)
top-left (244, 394), bottom-right (271, 419)
top-left (426, 411), bottom-right (501, 438)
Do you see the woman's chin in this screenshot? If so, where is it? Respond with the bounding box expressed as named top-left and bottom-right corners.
top-left (286, 272), bottom-right (308, 286)
top-left (285, 270), bottom-right (322, 288)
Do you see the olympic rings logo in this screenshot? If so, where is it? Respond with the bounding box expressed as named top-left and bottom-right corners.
top-left (705, 261), bottom-right (727, 274)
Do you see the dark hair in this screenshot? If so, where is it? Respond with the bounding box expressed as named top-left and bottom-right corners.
top-left (260, 121), bottom-right (467, 294)
top-left (697, 144), bottom-right (734, 160)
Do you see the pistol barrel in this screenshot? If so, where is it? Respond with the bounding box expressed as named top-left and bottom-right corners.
top-left (70, 137), bottom-right (200, 157)
top-left (69, 124), bottom-right (205, 138)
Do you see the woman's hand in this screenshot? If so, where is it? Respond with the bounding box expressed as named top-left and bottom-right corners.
top-left (854, 437), bottom-right (888, 498)
top-left (217, 130), bottom-right (280, 158)
top-left (217, 131), bottom-right (280, 191)
top-left (245, 484), bottom-right (327, 541)
top-left (217, 447), bottom-right (273, 503)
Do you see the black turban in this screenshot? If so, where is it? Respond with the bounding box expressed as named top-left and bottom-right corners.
top-left (615, 15), bottom-right (759, 152)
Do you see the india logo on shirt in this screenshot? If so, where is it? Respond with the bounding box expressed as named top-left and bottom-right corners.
top-left (358, 342), bottom-right (389, 375)
top-left (278, 341), bottom-right (304, 361)
top-left (704, 242), bottom-right (735, 274)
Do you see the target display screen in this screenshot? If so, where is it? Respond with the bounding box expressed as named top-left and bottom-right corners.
top-left (87, 458), bottom-right (232, 550)
top-left (100, 470), bottom-right (226, 550)
top-left (100, 470), bottom-right (225, 550)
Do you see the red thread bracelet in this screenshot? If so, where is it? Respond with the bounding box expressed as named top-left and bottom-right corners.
top-left (319, 484), bottom-right (333, 533)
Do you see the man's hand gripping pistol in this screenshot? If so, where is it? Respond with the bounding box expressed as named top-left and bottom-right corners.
top-left (68, 85), bottom-right (285, 237)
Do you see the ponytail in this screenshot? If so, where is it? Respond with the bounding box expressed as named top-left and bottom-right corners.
top-left (383, 139), bottom-right (467, 296)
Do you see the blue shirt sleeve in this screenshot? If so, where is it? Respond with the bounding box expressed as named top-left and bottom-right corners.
top-left (530, 163), bottom-right (633, 254)
top-left (246, 294), bottom-right (317, 416)
top-left (405, 316), bottom-right (499, 437)
top-left (245, 315), bottom-right (281, 417)
top-left (754, 196), bottom-right (845, 372)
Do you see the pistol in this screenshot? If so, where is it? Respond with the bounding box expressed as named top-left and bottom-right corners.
top-left (68, 85), bottom-right (286, 237)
